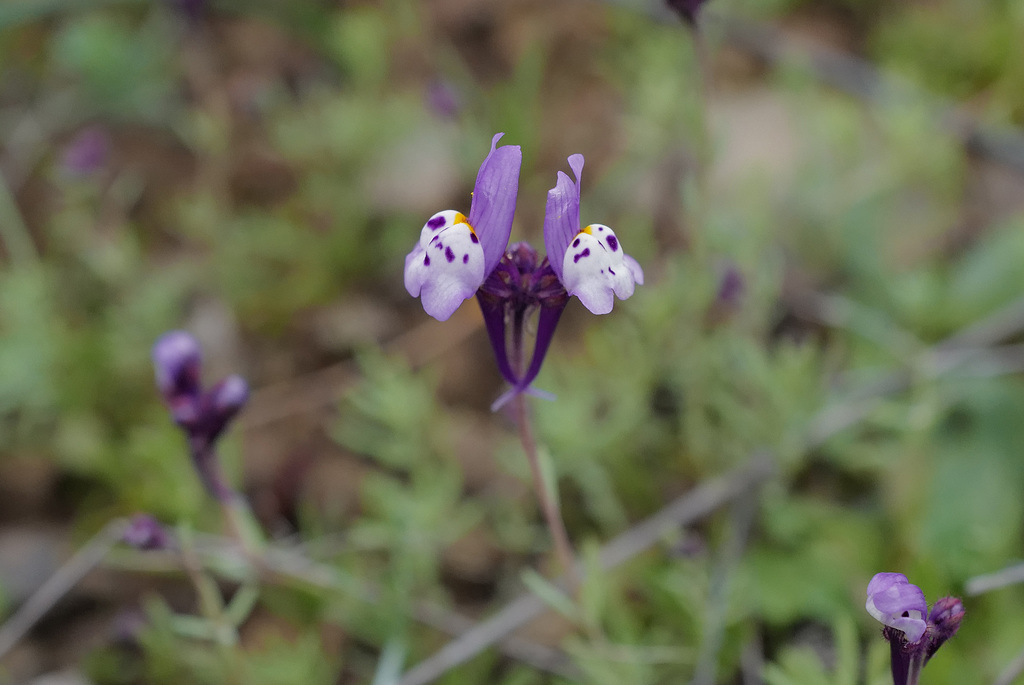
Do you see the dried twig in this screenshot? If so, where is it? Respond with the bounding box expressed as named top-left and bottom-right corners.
top-left (101, 537), bottom-right (574, 678)
top-left (396, 454), bottom-right (776, 685)
top-left (0, 518), bottom-right (129, 659)
top-left (965, 561), bottom-right (1024, 597)
top-left (397, 292), bottom-right (1024, 683)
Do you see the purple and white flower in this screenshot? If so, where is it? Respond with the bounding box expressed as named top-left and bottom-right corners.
top-left (403, 134), bottom-right (643, 408)
top-left (866, 572), bottom-right (964, 685)
top-left (866, 572), bottom-right (929, 643)
top-left (544, 154), bottom-right (644, 316)
top-left (404, 133), bottom-right (520, 322)
top-left (152, 331), bottom-right (249, 501)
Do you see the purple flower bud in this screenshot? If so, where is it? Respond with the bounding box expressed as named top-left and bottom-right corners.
top-left (924, 596), bottom-right (964, 664)
top-left (110, 608), bottom-right (148, 646)
top-left (201, 375), bottom-right (250, 442)
top-left (122, 514), bottom-right (171, 551)
top-left (666, 0), bottom-right (710, 25)
top-left (210, 375), bottom-right (249, 416)
top-left (152, 331), bottom-right (249, 502)
top-left (705, 261), bottom-right (745, 326)
top-left (61, 126), bottom-right (110, 177)
top-left (715, 262), bottom-right (744, 306)
top-left (152, 331), bottom-right (202, 399)
top-left (425, 80), bottom-right (463, 120)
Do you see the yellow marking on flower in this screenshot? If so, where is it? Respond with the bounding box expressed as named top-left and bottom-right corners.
top-left (581, 225), bottom-right (595, 236)
top-left (453, 212), bottom-right (476, 237)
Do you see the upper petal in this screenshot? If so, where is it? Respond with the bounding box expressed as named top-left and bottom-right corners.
top-left (560, 224), bottom-right (643, 315)
top-left (404, 221), bottom-right (486, 321)
top-left (543, 155), bottom-right (583, 283)
top-left (468, 133), bottom-right (522, 276)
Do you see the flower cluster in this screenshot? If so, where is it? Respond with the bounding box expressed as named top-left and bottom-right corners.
top-left (404, 133), bottom-right (643, 409)
top-left (866, 572), bottom-right (964, 685)
top-left (152, 330), bottom-right (249, 501)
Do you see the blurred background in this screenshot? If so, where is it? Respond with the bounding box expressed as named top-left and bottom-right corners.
top-left (1, 0), bottom-right (1024, 683)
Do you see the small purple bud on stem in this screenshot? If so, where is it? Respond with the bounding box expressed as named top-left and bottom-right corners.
top-left (152, 331), bottom-right (249, 502)
top-left (152, 331), bottom-right (202, 400)
top-left (705, 261), bottom-right (745, 327)
top-left (508, 241), bottom-right (540, 276)
top-left (666, 0), bottom-right (710, 26)
top-left (122, 514), bottom-right (171, 551)
top-left (61, 126), bottom-right (110, 177)
top-left (925, 596), bottom-right (964, 664)
top-left (425, 79), bottom-right (463, 120)
top-left (209, 375), bottom-right (249, 420)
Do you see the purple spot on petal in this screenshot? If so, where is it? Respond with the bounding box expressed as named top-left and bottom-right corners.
top-left (573, 248), bottom-right (591, 264)
top-left (435, 241), bottom-right (444, 250)
top-left (424, 255), bottom-right (430, 266)
top-left (463, 254), bottom-right (469, 264)
top-left (427, 215), bottom-right (446, 230)
top-left (445, 246), bottom-right (455, 263)
top-left (597, 226), bottom-right (604, 231)
top-left (572, 238), bottom-right (580, 248)
top-left (470, 232), bottom-right (479, 244)
top-left (606, 235), bottom-right (618, 251)
top-left (608, 267), bottom-right (616, 275)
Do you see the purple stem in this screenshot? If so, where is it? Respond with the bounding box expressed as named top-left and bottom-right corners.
top-left (509, 309), bottom-right (579, 590)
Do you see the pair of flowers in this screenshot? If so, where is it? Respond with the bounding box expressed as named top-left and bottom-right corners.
top-left (403, 133), bottom-right (644, 408)
top-left (866, 572), bottom-right (964, 685)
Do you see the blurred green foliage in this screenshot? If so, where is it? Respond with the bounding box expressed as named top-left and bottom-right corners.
top-left (0, 0), bottom-right (1023, 683)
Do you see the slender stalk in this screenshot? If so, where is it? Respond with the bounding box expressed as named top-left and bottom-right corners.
top-left (689, 19), bottom-right (714, 162)
top-left (510, 308), bottom-right (579, 590)
top-left (0, 519), bottom-right (127, 658)
top-left (513, 391), bottom-right (579, 590)
top-left (676, 16), bottom-right (713, 253)
top-left (906, 653), bottom-right (924, 685)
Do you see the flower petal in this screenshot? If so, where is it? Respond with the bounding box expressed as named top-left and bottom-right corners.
top-left (560, 224), bottom-right (643, 315)
top-left (475, 291), bottom-right (519, 387)
top-left (405, 212), bottom-right (486, 321)
top-left (866, 572), bottom-right (928, 643)
top-left (469, 133), bottom-right (522, 276)
top-left (543, 155), bottom-right (584, 282)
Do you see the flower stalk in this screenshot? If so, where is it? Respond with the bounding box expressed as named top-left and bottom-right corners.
top-left (404, 134), bottom-right (644, 595)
